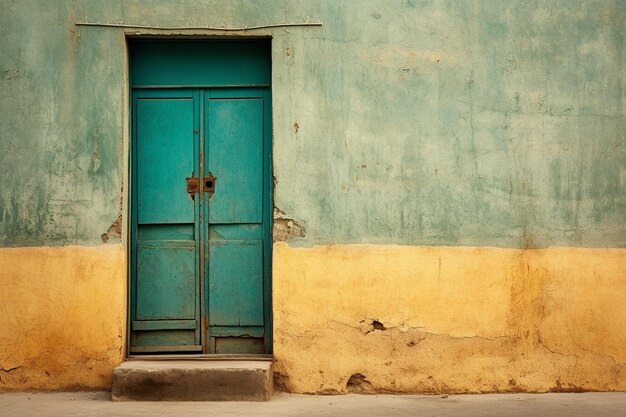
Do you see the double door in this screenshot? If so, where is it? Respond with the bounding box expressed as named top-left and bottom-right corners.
top-left (130, 88), bottom-right (271, 354)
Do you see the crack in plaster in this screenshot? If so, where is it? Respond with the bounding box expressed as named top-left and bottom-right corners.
top-left (283, 319), bottom-right (511, 342)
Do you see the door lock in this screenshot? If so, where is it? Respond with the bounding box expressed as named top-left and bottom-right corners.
top-left (186, 173), bottom-right (200, 200)
top-left (186, 172), bottom-right (216, 200)
top-left (204, 172), bottom-right (216, 198)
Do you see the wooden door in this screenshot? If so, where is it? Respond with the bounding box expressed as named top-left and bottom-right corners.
top-left (205, 88), bottom-right (271, 354)
top-left (131, 89), bottom-right (201, 353)
top-left (129, 40), bottom-right (271, 354)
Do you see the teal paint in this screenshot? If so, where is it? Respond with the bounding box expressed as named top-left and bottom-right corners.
top-left (0, 1), bottom-right (125, 246)
top-left (136, 246), bottom-right (197, 320)
top-left (131, 40), bottom-right (271, 87)
top-left (136, 90), bottom-right (197, 224)
top-left (131, 88), bottom-right (201, 352)
top-left (205, 91), bottom-right (265, 223)
top-left (130, 41), bottom-right (272, 353)
top-left (203, 87), bottom-right (271, 352)
top-left (208, 241), bottom-right (264, 325)
top-left (0, 1), bottom-right (624, 249)
top-left (131, 88), bottom-right (201, 351)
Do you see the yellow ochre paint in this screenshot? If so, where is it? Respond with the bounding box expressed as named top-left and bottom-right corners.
top-left (273, 243), bottom-right (626, 393)
top-left (0, 245), bottom-right (126, 391)
top-left (0, 242), bottom-right (624, 393)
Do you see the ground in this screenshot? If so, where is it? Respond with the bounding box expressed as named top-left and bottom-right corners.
top-left (1, 392), bottom-right (625, 417)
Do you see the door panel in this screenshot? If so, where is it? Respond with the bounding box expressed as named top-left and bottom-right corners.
top-left (138, 224), bottom-right (195, 241)
top-left (131, 90), bottom-right (201, 353)
top-left (214, 337), bottom-right (265, 354)
top-left (206, 97), bottom-right (263, 224)
top-left (136, 96), bottom-right (195, 224)
top-left (136, 245), bottom-right (197, 320)
top-left (131, 330), bottom-right (200, 353)
top-left (208, 241), bottom-right (264, 326)
top-left (205, 90), bottom-right (268, 348)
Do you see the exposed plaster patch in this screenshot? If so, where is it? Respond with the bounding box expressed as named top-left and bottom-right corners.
top-left (283, 47), bottom-right (294, 66)
top-left (273, 371), bottom-right (290, 392)
top-left (0, 365), bottom-right (22, 385)
top-left (549, 380), bottom-right (588, 393)
top-left (360, 319), bottom-right (387, 333)
top-left (371, 320), bottom-right (386, 331)
top-left (101, 214), bottom-right (122, 243)
top-left (273, 208), bottom-right (306, 242)
top-left (0, 66), bottom-right (20, 80)
top-left (346, 373), bottom-right (374, 393)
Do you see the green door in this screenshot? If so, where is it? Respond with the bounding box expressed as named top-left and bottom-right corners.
top-left (129, 40), bottom-right (272, 354)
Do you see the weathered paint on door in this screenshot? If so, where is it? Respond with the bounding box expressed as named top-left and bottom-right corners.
top-left (129, 40), bottom-right (272, 354)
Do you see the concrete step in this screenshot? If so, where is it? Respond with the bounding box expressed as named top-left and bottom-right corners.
top-left (111, 360), bottom-right (272, 401)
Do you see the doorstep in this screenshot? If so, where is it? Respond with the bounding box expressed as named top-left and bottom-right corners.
top-left (111, 360), bottom-right (272, 401)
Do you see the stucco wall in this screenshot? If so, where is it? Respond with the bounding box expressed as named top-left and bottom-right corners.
top-left (0, 0), bottom-right (624, 392)
top-left (273, 244), bottom-right (626, 393)
top-left (0, 245), bottom-right (125, 390)
top-left (1, 0), bottom-right (624, 248)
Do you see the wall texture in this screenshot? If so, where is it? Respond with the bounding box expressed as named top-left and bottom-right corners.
top-left (273, 243), bottom-right (626, 393)
top-left (0, 0), bottom-right (624, 392)
top-left (0, 245), bottom-right (126, 390)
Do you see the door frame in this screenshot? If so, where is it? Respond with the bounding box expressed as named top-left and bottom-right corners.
top-left (124, 36), bottom-right (274, 358)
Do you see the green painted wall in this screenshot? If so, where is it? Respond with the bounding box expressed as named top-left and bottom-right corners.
top-left (0, 1), bottom-right (125, 246)
top-left (0, 0), bottom-right (624, 248)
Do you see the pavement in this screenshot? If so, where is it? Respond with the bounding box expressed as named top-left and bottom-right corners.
top-left (1, 391), bottom-right (625, 417)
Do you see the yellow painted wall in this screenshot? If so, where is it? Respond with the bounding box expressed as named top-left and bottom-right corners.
top-left (0, 245), bottom-right (126, 391)
top-left (273, 243), bottom-right (626, 393)
top-left (1, 242), bottom-right (624, 393)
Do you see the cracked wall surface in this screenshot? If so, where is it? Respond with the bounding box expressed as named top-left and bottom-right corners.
top-left (273, 243), bottom-right (626, 393)
top-left (0, 0), bottom-right (624, 393)
top-left (0, 245), bottom-right (126, 391)
top-left (1, 0), bottom-right (624, 249)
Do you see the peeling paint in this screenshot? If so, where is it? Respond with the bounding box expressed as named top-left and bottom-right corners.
top-left (346, 373), bottom-right (375, 393)
top-left (273, 208), bottom-right (306, 242)
top-left (283, 47), bottom-right (294, 66)
top-left (0, 66), bottom-right (20, 80)
top-left (101, 214), bottom-right (122, 243)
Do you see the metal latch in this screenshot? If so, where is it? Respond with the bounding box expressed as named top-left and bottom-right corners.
top-left (186, 173), bottom-right (200, 200)
top-left (204, 172), bottom-right (216, 198)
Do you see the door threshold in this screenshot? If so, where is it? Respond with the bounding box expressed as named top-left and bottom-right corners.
top-left (126, 353), bottom-right (273, 361)
top-left (112, 359), bottom-right (273, 401)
